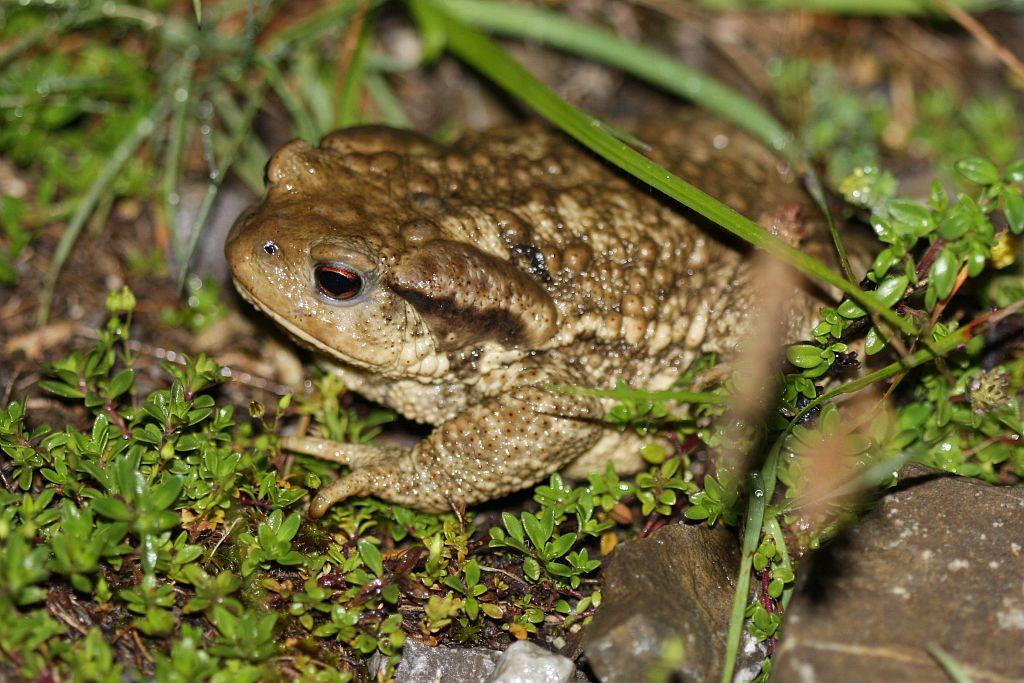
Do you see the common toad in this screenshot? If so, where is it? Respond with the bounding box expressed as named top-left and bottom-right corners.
top-left (225, 112), bottom-right (832, 516)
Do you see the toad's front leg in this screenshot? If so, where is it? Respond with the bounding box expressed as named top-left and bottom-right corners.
top-left (290, 383), bottom-right (603, 517)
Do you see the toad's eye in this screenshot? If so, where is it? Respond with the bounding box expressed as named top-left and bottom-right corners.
top-left (315, 264), bottom-right (363, 302)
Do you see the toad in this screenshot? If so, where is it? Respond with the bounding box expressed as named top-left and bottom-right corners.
top-left (225, 112), bottom-right (834, 516)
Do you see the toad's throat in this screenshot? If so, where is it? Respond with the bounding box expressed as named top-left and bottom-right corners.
top-left (230, 279), bottom-right (383, 372)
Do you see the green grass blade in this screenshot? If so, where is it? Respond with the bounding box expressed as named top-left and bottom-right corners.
top-left (443, 0), bottom-right (794, 157)
top-left (258, 54), bottom-right (319, 142)
top-left (721, 462), bottom-right (774, 683)
top-left (38, 97), bottom-right (172, 325)
top-left (209, 88), bottom-right (269, 193)
top-left (177, 85), bottom-right (267, 284)
top-left (335, 14), bottom-right (374, 128)
top-left (928, 644), bottom-right (975, 683)
top-left (365, 70), bottom-right (412, 128)
top-left (421, 0), bottom-right (915, 336)
top-left (162, 51), bottom-right (198, 259)
top-left (260, 0), bottom-right (374, 59)
top-left (548, 385), bottom-right (724, 404)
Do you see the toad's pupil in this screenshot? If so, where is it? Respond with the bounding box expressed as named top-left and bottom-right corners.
top-left (315, 265), bottom-right (362, 301)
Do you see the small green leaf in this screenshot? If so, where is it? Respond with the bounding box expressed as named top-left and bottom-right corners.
top-left (91, 497), bottom-right (134, 522)
top-left (837, 299), bottom-right (866, 319)
top-left (148, 477), bottom-right (183, 511)
top-left (937, 211), bottom-right (970, 240)
top-left (502, 512), bottom-right (524, 543)
top-left (955, 157), bottom-right (1000, 185)
top-left (107, 368), bottom-right (135, 399)
top-left (786, 344), bottom-right (823, 370)
top-left (870, 247), bottom-right (896, 278)
top-left (966, 247), bottom-right (986, 277)
top-left (464, 559), bottom-right (480, 588)
top-left (929, 248), bottom-right (959, 301)
top-left (522, 512), bottom-right (546, 550)
top-left (278, 512), bottom-right (301, 543)
top-left (38, 380), bottom-right (85, 399)
top-left (1005, 190), bottom-right (1024, 235)
top-left (546, 533), bottom-right (577, 560)
top-left (887, 199), bottom-right (931, 232)
top-left (928, 180), bottom-right (948, 211)
top-left (865, 326), bottom-right (886, 355)
top-left (358, 539), bottom-right (384, 578)
top-left (874, 275), bottom-right (909, 307)
top-left (1006, 160), bottom-right (1024, 184)
top-left (522, 556), bottom-right (540, 582)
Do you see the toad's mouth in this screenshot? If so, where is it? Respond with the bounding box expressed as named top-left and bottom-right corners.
top-left (229, 278), bottom-right (384, 373)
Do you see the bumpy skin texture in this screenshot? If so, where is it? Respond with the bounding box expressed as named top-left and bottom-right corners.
top-left (225, 112), bottom-right (832, 515)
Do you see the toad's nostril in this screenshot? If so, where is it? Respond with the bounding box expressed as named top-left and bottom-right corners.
top-left (263, 241), bottom-right (279, 256)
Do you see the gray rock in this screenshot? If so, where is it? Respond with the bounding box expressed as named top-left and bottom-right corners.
top-left (485, 640), bottom-right (575, 683)
top-left (582, 523), bottom-right (760, 683)
top-left (384, 640), bottom-right (501, 683)
top-left (774, 464), bottom-right (1024, 683)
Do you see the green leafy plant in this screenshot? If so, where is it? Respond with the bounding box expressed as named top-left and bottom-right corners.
top-left (239, 508), bottom-right (305, 576)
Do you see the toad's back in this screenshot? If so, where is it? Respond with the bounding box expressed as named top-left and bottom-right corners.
top-left (424, 114), bottom-right (831, 387)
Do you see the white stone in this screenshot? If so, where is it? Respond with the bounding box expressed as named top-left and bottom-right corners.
top-left (484, 641), bottom-right (575, 683)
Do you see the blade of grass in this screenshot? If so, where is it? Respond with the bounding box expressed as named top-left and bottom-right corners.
top-left (260, 0), bottom-right (376, 59)
top-left (365, 70), bottom-right (412, 128)
top-left (334, 3), bottom-right (373, 128)
top-left (258, 54), bottom-right (319, 141)
top-left (721, 464), bottom-right (772, 683)
top-left (547, 385), bottom-right (725, 404)
top-left (177, 82), bottom-right (268, 285)
top-left (418, 0), bottom-right (915, 336)
top-left (928, 644), bottom-right (976, 683)
top-left (935, 0), bottom-right (1024, 84)
top-left (443, 0), bottom-right (858, 285)
top-left (161, 50), bottom-right (198, 253)
top-left (38, 96), bottom-right (172, 325)
top-left (292, 48), bottom-right (337, 137)
top-left (208, 88), bottom-right (269, 193)
top-left (443, 0), bottom-right (793, 156)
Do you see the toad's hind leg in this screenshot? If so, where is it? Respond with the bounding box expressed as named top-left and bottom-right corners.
top-left (305, 380), bottom-right (604, 517)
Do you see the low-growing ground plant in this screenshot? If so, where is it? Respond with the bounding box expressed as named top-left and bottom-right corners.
top-left (1, 1), bottom-right (1022, 681)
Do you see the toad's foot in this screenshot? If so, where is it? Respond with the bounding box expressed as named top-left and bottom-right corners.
top-left (289, 379), bottom-right (603, 517)
top-left (280, 435), bottom-right (402, 469)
